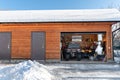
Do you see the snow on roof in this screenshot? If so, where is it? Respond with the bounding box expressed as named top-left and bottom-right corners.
top-left (0, 9), bottom-right (120, 22)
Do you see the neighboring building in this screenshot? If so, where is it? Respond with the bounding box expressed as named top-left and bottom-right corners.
top-left (0, 9), bottom-right (120, 62)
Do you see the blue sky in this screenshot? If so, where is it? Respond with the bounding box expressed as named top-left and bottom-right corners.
top-left (0, 0), bottom-right (120, 10)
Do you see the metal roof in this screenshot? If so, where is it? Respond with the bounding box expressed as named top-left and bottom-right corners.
top-left (0, 9), bottom-right (120, 22)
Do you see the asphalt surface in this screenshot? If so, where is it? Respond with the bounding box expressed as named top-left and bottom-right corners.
top-left (45, 63), bottom-right (120, 80)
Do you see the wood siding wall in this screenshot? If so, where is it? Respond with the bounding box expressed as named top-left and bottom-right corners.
top-left (0, 22), bottom-right (113, 60)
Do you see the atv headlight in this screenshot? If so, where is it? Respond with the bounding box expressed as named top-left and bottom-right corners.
top-left (67, 49), bottom-right (71, 52)
top-left (77, 49), bottom-right (81, 52)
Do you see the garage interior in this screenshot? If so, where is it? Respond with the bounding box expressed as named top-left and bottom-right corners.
top-left (61, 32), bottom-right (106, 62)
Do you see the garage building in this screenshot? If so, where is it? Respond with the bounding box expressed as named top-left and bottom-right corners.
top-left (0, 9), bottom-right (120, 62)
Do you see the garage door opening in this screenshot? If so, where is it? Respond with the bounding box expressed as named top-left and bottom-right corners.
top-left (61, 32), bottom-right (106, 62)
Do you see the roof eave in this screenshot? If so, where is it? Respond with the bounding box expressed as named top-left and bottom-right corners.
top-left (0, 20), bottom-right (120, 23)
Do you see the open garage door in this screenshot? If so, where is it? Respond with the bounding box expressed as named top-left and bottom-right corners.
top-left (61, 32), bottom-right (106, 61)
top-left (31, 32), bottom-right (45, 60)
top-left (0, 32), bottom-right (11, 60)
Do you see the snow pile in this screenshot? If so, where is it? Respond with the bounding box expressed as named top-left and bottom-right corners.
top-left (114, 50), bottom-right (120, 63)
top-left (114, 57), bottom-right (120, 63)
top-left (0, 60), bottom-right (56, 80)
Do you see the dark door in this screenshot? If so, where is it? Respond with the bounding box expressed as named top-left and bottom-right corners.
top-left (0, 32), bottom-right (11, 60)
top-left (31, 32), bottom-right (45, 60)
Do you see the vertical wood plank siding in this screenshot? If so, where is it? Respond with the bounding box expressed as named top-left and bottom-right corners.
top-left (0, 22), bottom-right (113, 60)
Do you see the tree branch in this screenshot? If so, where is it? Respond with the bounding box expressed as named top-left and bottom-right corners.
top-left (112, 27), bottom-right (120, 33)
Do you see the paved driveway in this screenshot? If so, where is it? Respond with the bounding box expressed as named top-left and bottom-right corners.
top-left (45, 63), bottom-right (120, 80)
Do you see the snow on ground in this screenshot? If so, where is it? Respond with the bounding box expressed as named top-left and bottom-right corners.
top-left (0, 60), bottom-right (120, 80)
top-left (0, 60), bottom-right (59, 80)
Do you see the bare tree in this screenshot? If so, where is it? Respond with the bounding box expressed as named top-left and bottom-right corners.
top-left (112, 23), bottom-right (120, 40)
top-left (110, 6), bottom-right (120, 47)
